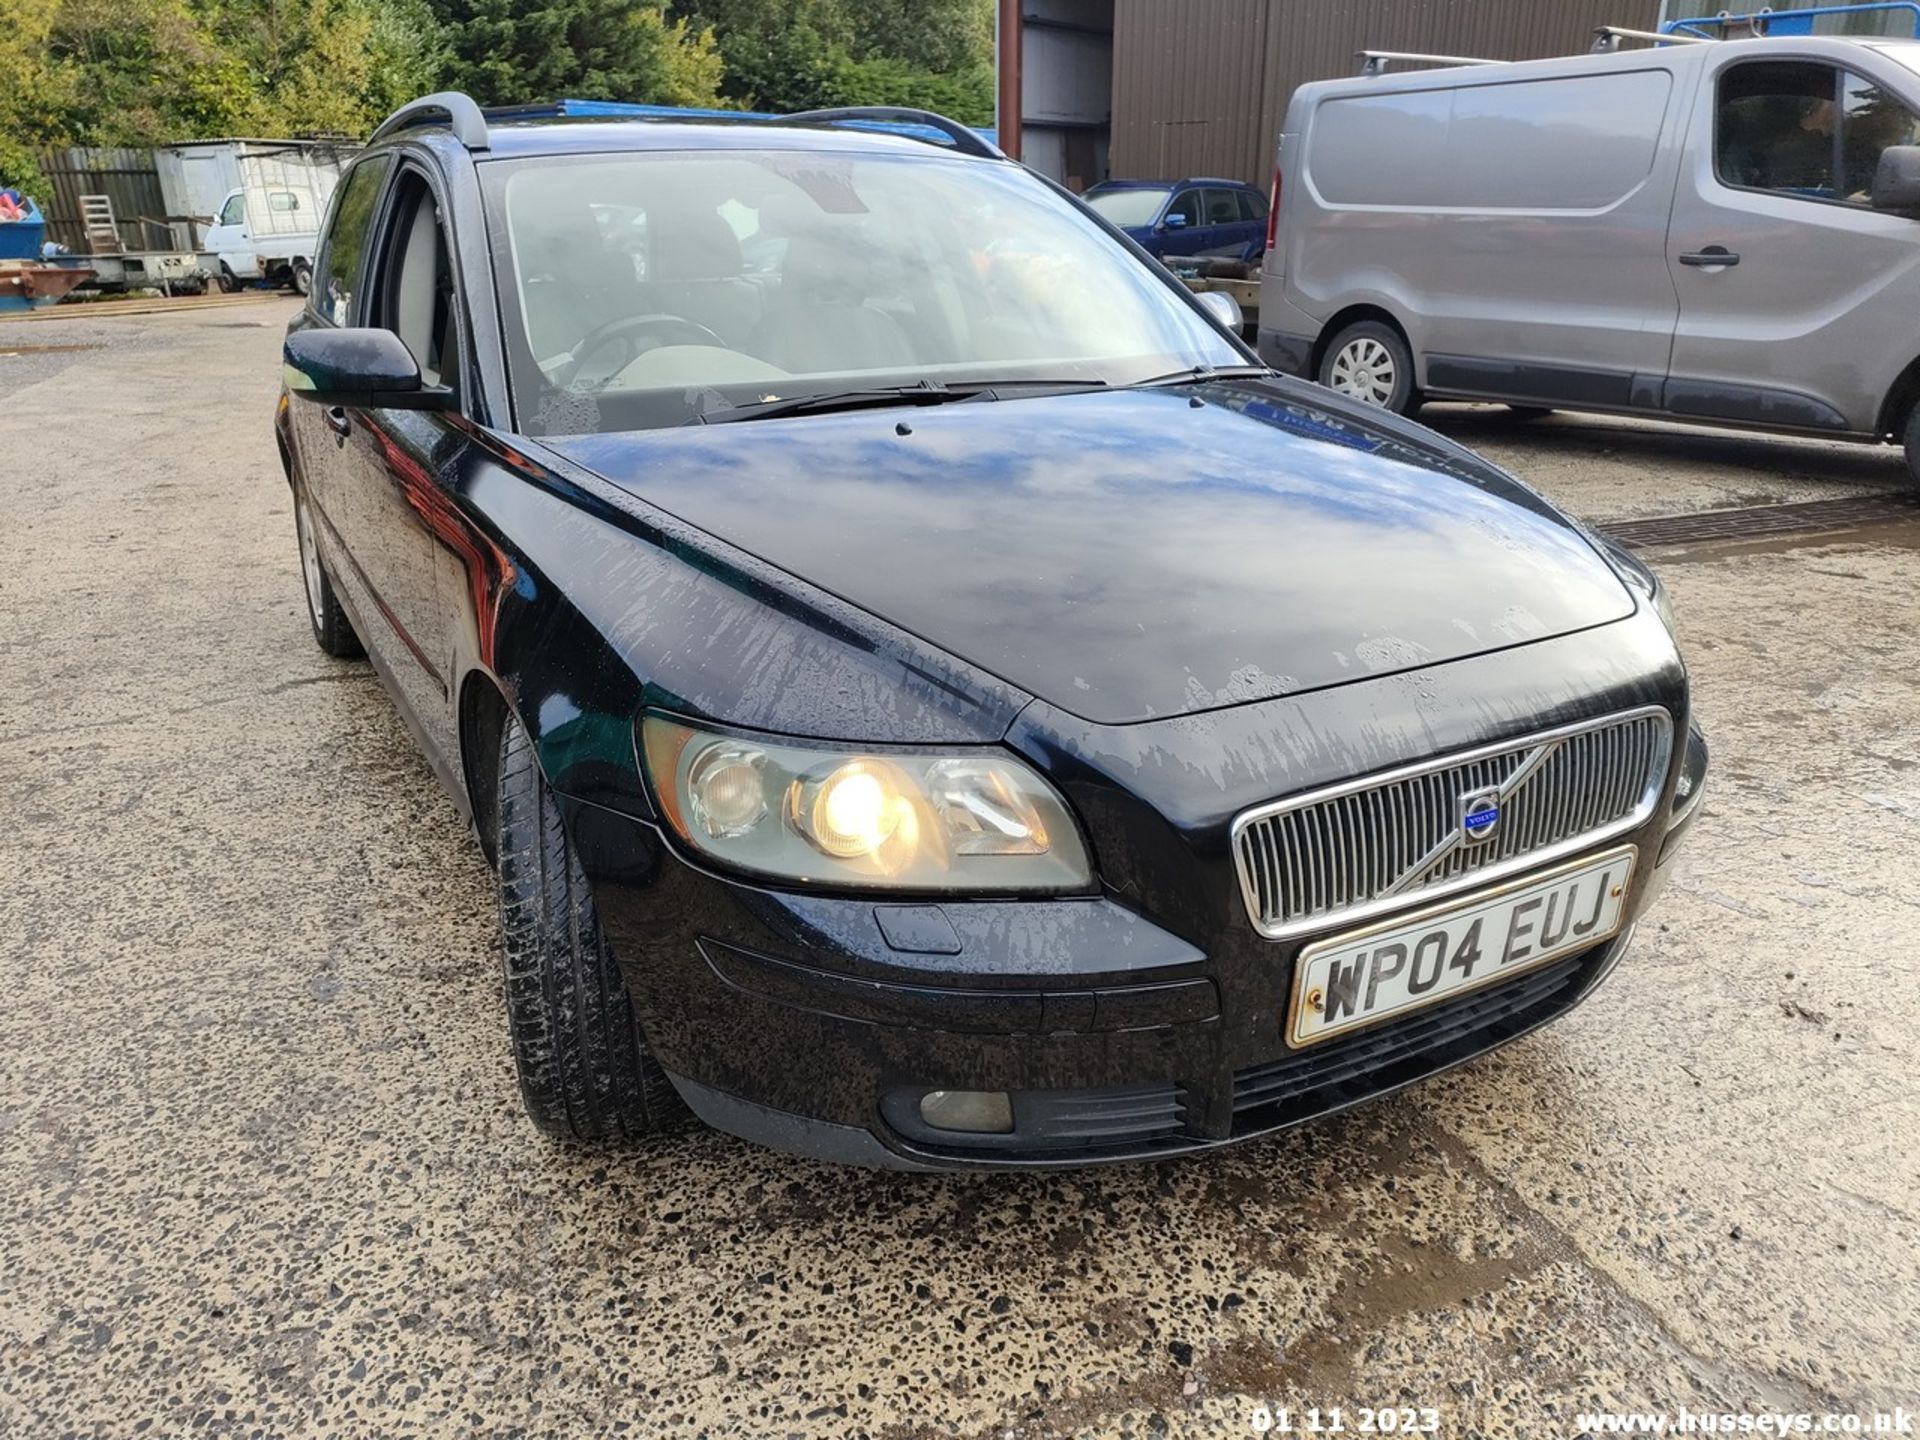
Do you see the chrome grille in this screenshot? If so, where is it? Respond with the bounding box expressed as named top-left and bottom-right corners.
top-left (1232, 708), bottom-right (1672, 939)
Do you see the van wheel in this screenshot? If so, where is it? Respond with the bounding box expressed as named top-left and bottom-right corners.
top-left (496, 713), bottom-right (685, 1142)
top-left (1320, 321), bottom-right (1418, 414)
top-left (290, 261), bottom-right (313, 296)
top-left (1904, 405), bottom-right (1920, 491)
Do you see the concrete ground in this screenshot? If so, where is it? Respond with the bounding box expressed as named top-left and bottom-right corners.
top-left (1, 302), bottom-right (1916, 1439)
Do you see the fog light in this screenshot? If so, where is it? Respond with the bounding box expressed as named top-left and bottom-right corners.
top-left (918, 1089), bottom-right (1013, 1134)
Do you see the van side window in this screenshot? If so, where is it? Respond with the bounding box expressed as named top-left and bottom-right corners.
top-left (219, 192), bottom-right (246, 227)
top-left (313, 156), bottom-right (391, 326)
top-left (1718, 60), bottom-right (1920, 205)
top-left (1840, 71), bottom-right (1920, 201)
top-left (1716, 61), bottom-right (1842, 198)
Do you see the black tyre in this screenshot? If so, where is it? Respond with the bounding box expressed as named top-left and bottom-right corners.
top-left (1318, 320), bottom-right (1419, 414)
top-left (496, 714), bottom-right (683, 1141)
top-left (1504, 405), bottom-right (1555, 421)
top-left (217, 265), bottom-right (239, 294)
top-left (290, 260), bottom-right (313, 296)
top-left (1904, 404), bottom-right (1920, 492)
top-left (293, 486), bottom-right (364, 659)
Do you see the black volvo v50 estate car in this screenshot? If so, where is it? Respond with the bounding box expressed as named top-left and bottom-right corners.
top-left (276, 93), bottom-right (1707, 1168)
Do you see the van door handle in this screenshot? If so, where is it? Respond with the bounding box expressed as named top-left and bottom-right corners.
top-left (1679, 247), bottom-right (1740, 267)
top-left (324, 406), bottom-right (352, 443)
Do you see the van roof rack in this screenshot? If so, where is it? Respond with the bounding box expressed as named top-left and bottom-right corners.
top-left (775, 106), bottom-right (1005, 159)
top-left (1590, 24), bottom-right (1714, 51)
top-left (1355, 50), bottom-right (1502, 76)
top-left (370, 92), bottom-right (490, 150)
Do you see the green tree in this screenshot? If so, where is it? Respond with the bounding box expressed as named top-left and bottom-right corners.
top-left (670, 0), bottom-right (992, 116)
top-left (425, 0), bottom-right (720, 108)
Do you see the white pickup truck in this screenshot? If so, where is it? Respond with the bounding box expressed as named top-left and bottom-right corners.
top-left (160, 140), bottom-right (354, 294)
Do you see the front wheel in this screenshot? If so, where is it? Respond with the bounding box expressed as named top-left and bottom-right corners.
top-left (1318, 320), bottom-right (1419, 414)
top-left (496, 714), bottom-right (685, 1142)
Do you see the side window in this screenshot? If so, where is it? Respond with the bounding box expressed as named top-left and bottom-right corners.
top-left (1238, 188), bottom-right (1269, 222)
top-left (314, 156), bottom-right (391, 325)
top-left (1840, 70), bottom-right (1920, 201)
top-left (1203, 188), bottom-right (1239, 225)
top-left (1716, 60), bottom-right (1843, 199)
top-left (376, 175), bottom-right (460, 397)
top-left (1165, 189), bottom-right (1203, 227)
top-left (219, 192), bottom-right (246, 227)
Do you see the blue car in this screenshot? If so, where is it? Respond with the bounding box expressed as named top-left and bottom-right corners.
top-left (1084, 177), bottom-right (1269, 262)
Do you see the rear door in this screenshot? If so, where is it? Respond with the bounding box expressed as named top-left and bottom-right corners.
top-left (287, 155), bottom-right (389, 567)
top-left (1664, 50), bottom-right (1920, 432)
top-left (1198, 187), bottom-right (1246, 257)
top-left (1235, 186), bottom-right (1269, 261)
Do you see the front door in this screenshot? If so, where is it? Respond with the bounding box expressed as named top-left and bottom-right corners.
top-left (1665, 50), bottom-right (1920, 432)
top-left (324, 167), bottom-right (473, 755)
top-left (204, 190), bottom-right (255, 276)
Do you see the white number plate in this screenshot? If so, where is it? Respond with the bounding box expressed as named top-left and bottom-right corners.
top-left (1286, 846), bottom-right (1637, 1048)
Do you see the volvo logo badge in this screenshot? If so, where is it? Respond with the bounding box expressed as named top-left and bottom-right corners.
top-left (1460, 791), bottom-right (1502, 843)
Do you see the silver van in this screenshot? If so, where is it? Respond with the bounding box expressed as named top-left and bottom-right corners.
top-left (1258, 33), bottom-right (1920, 485)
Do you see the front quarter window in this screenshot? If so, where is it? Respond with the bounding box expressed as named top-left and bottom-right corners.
top-left (487, 148), bottom-right (1242, 435)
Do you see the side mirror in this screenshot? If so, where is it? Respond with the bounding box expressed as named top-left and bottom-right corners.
top-left (1196, 289), bottom-right (1243, 333)
top-left (1871, 145), bottom-right (1920, 212)
top-left (283, 328), bottom-right (452, 411)
top-left (1162, 211), bottom-right (1188, 230)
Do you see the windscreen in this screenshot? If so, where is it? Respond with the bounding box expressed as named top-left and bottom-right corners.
top-left (1083, 185), bottom-right (1171, 226)
top-left (484, 148), bottom-right (1240, 434)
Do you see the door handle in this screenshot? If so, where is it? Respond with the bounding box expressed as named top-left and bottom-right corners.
top-left (1678, 246), bottom-right (1740, 267)
top-left (324, 406), bottom-right (352, 443)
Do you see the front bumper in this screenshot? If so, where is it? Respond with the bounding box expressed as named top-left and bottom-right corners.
top-left (572, 611), bottom-right (1700, 1170)
top-left (578, 801), bottom-right (1682, 1170)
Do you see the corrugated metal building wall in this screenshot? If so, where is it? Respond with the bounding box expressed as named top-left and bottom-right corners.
top-left (1110, 0), bottom-right (1664, 184)
top-left (36, 147), bottom-right (176, 253)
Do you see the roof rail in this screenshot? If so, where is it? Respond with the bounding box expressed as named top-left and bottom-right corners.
top-left (775, 106), bottom-right (1005, 159)
top-left (1356, 50), bottom-right (1503, 76)
top-left (1590, 24), bottom-right (1713, 51)
top-left (370, 92), bottom-right (490, 150)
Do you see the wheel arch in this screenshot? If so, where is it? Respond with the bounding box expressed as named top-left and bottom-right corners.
top-left (458, 669), bottom-right (516, 867)
top-left (1310, 303), bottom-right (1414, 381)
top-left (1875, 353), bottom-right (1920, 439)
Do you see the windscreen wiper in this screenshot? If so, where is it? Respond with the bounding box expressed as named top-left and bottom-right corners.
top-left (1133, 364), bottom-right (1272, 388)
top-left (692, 377), bottom-right (1110, 425)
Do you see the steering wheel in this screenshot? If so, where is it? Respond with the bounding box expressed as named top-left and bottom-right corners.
top-left (554, 313), bottom-right (729, 389)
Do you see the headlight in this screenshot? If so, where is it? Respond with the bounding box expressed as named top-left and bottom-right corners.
top-left (639, 715), bottom-right (1093, 893)
top-left (1597, 536), bottom-right (1675, 634)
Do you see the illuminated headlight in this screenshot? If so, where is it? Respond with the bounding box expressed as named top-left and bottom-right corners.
top-left (640, 716), bottom-right (1093, 892)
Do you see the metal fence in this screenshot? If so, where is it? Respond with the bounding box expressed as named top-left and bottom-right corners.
top-left (36, 147), bottom-right (185, 254)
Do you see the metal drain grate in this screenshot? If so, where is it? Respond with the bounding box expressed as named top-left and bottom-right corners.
top-left (1600, 493), bottom-right (1918, 549)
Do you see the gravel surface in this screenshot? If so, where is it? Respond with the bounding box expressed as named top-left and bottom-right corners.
top-left (2, 302), bottom-right (1915, 1438)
